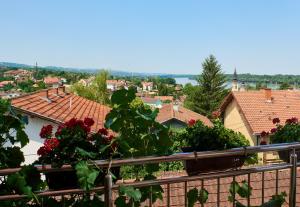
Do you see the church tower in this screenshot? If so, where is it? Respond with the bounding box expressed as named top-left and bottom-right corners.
top-left (232, 68), bottom-right (239, 91)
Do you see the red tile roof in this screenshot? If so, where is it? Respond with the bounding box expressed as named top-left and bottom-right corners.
top-left (44, 77), bottom-right (61, 85)
top-left (0, 80), bottom-right (14, 87)
top-left (219, 89), bottom-right (300, 134)
top-left (156, 103), bottom-right (213, 127)
top-left (11, 88), bottom-right (110, 132)
top-left (154, 96), bottom-right (174, 102)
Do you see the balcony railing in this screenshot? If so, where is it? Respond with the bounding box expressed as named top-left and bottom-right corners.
top-left (0, 142), bottom-right (300, 207)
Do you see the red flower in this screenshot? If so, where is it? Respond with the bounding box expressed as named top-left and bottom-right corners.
top-left (260, 140), bottom-right (267, 145)
top-left (188, 119), bottom-right (196, 127)
top-left (37, 146), bottom-right (48, 156)
top-left (272, 118), bottom-right (280, 124)
top-left (55, 124), bottom-right (65, 136)
top-left (40, 125), bottom-right (53, 138)
top-left (98, 128), bottom-right (108, 136)
top-left (65, 118), bottom-right (78, 128)
top-left (291, 117), bottom-right (298, 124)
top-left (212, 111), bottom-right (221, 118)
top-left (270, 128), bottom-right (277, 133)
top-left (84, 117), bottom-right (95, 127)
top-left (44, 138), bottom-right (60, 152)
top-left (260, 131), bottom-right (269, 137)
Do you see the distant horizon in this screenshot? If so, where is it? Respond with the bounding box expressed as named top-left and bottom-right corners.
top-left (1, 1), bottom-right (300, 75)
top-left (2, 60), bottom-right (300, 76)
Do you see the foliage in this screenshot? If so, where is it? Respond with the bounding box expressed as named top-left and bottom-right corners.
top-left (180, 119), bottom-right (250, 151)
top-left (228, 180), bottom-right (286, 207)
top-left (0, 99), bottom-right (44, 206)
top-left (71, 71), bottom-right (110, 104)
top-left (36, 117), bottom-right (118, 190)
top-left (185, 55), bottom-right (228, 117)
top-left (269, 117), bottom-right (300, 144)
top-left (187, 187), bottom-right (209, 207)
top-left (279, 82), bottom-right (290, 90)
top-left (105, 89), bottom-right (173, 206)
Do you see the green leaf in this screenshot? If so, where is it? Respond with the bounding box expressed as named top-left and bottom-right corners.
top-left (16, 128), bottom-right (29, 148)
top-left (238, 180), bottom-right (252, 198)
top-left (75, 161), bottom-right (99, 190)
top-left (75, 147), bottom-right (97, 159)
top-left (198, 188), bottom-right (209, 204)
top-left (119, 185), bottom-right (142, 202)
top-left (187, 188), bottom-right (198, 207)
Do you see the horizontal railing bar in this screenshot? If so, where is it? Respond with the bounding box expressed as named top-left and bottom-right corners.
top-left (110, 163), bottom-right (293, 189)
top-left (1, 142), bottom-right (299, 176)
top-left (0, 162), bottom-right (292, 201)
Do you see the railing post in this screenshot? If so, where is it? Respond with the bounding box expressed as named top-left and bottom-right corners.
top-left (289, 148), bottom-right (297, 207)
top-left (104, 173), bottom-right (113, 207)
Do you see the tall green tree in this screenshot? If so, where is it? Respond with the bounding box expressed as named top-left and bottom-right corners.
top-left (185, 55), bottom-right (227, 117)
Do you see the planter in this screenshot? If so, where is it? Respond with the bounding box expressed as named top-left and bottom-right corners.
top-left (45, 171), bottom-right (78, 190)
top-left (45, 167), bottom-right (121, 190)
top-left (182, 147), bottom-right (246, 176)
top-left (278, 149), bottom-right (300, 163)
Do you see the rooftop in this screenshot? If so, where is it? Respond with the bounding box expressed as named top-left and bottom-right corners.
top-left (11, 88), bottom-right (110, 131)
top-left (220, 89), bottom-right (300, 133)
top-left (156, 103), bottom-right (213, 126)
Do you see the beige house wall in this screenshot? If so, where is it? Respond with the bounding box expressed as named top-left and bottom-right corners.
top-left (223, 99), bottom-right (256, 146)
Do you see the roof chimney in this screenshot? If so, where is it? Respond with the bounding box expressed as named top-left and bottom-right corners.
top-left (264, 88), bottom-right (272, 102)
top-left (173, 103), bottom-right (179, 112)
top-left (46, 89), bottom-right (49, 99)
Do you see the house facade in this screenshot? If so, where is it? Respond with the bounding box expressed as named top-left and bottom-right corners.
top-left (11, 87), bottom-right (110, 164)
top-left (156, 103), bottom-right (213, 129)
top-left (219, 89), bottom-right (300, 161)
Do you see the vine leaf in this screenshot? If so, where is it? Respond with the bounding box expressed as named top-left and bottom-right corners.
top-left (187, 188), bottom-right (198, 207)
top-left (75, 161), bottom-right (99, 191)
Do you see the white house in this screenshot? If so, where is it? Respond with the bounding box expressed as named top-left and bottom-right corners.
top-left (11, 87), bottom-right (111, 164)
top-left (141, 81), bottom-right (153, 91)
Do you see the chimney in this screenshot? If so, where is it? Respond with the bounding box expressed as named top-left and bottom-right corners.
top-left (56, 87), bottom-right (59, 95)
top-left (46, 89), bottom-right (49, 99)
top-left (173, 103), bottom-right (179, 112)
top-left (264, 88), bottom-right (272, 102)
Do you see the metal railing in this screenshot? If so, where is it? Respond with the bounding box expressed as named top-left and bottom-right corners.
top-left (0, 142), bottom-right (300, 206)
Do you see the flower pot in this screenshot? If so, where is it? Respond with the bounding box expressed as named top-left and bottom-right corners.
top-left (45, 170), bottom-right (79, 190)
top-left (278, 149), bottom-right (300, 163)
top-left (181, 147), bottom-right (246, 176)
top-left (45, 167), bottom-right (121, 190)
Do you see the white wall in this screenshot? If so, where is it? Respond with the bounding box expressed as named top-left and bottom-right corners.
top-left (21, 115), bottom-right (58, 164)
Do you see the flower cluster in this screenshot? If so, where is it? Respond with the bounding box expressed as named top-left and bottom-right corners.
top-left (285, 117), bottom-right (298, 125)
top-left (40, 125), bottom-right (53, 138)
top-left (188, 119), bottom-right (196, 127)
top-left (37, 138), bottom-right (60, 156)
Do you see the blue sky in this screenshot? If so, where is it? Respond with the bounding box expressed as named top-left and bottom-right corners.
top-left (1, 1), bottom-right (300, 75)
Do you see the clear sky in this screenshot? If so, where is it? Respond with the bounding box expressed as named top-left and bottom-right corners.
top-left (1, 1), bottom-right (300, 75)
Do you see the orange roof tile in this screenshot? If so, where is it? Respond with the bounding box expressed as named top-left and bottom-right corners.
top-left (156, 103), bottom-right (213, 127)
top-left (220, 89), bottom-right (300, 134)
top-left (44, 77), bottom-right (61, 85)
top-left (11, 88), bottom-right (110, 132)
top-left (154, 96), bottom-right (174, 102)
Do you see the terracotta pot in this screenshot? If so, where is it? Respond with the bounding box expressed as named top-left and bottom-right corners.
top-left (181, 147), bottom-right (246, 176)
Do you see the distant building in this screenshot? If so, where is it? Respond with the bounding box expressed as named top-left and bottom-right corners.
top-left (141, 97), bottom-right (162, 108)
top-left (106, 79), bottom-right (128, 91)
top-left (142, 81), bottom-right (153, 91)
top-left (78, 76), bottom-right (95, 87)
top-left (0, 80), bottom-right (14, 88)
top-left (231, 68), bottom-right (239, 91)
top-left (44, 77), bottom-right (62, 88)
top-left (3, 69), bottom-right (33, 82)
top-left (11, 87), bottom-right (111, 164)
top-left (156, 103), bottom-right (212, 128)
top-left (0, 91), bottom-right (21, 99)
top-left (219, 89), bottom-right (300, 161)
